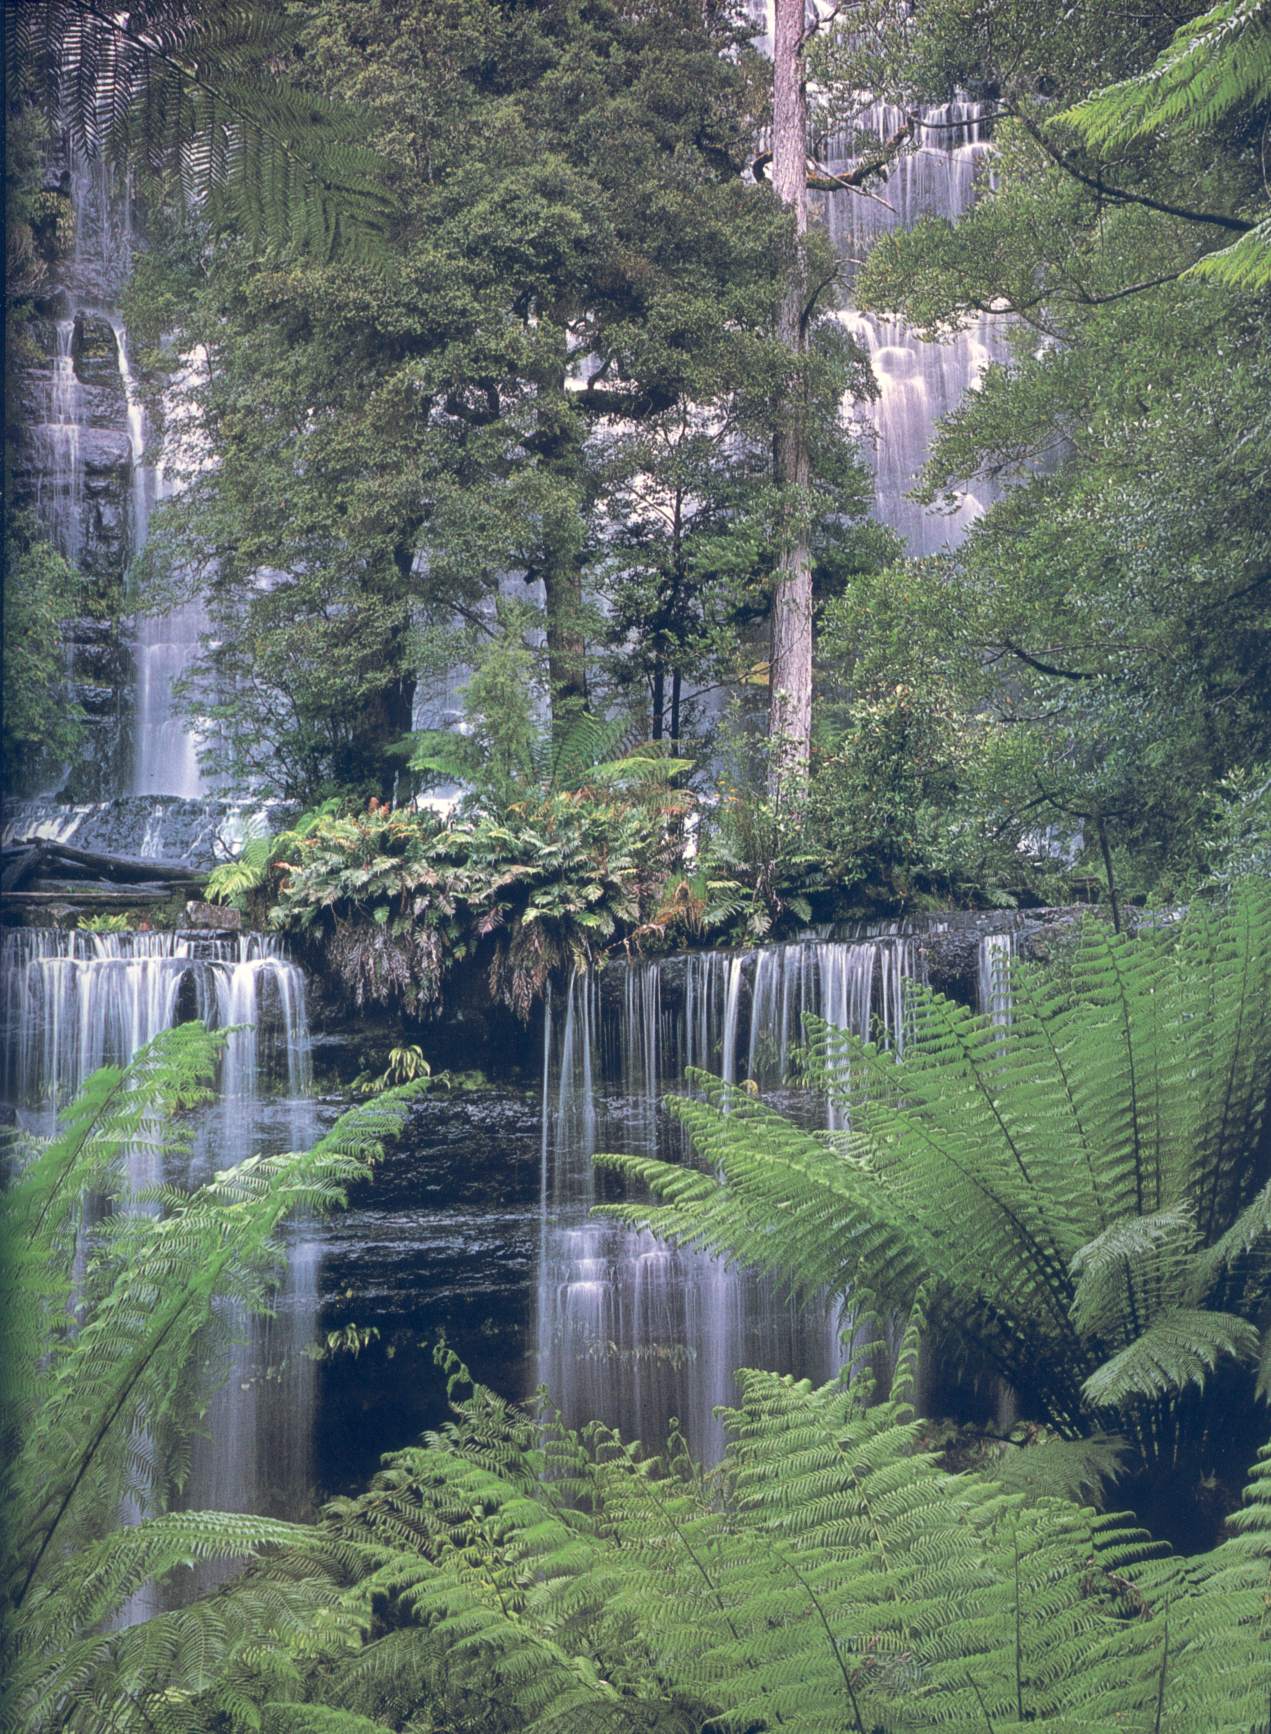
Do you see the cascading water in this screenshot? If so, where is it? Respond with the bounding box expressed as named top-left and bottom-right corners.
top-left (114, 327), bottom-right (212, 800)
top-left (823, 101), bottom-right (1010, 553)
top-left (977, 929), bottom-right (1016, 1026)
top-left (529, 86), bottom-right (1020, 1457)
top-left (12, 148), bottom-right (214, 815)
top-left (0, 926), bottom-right (321, 1559)
top-left (31, 317), bottom-right (86, 568)
top-left (536, 934), bottom-right (919, 1459)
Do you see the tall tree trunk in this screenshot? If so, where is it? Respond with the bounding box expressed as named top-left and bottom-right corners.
top-left (533, 362), bottom-right (589, 738)
top-left (768, 0), bottom-right (813, 800)
top-left (542, 554), bottom-right (588, 728)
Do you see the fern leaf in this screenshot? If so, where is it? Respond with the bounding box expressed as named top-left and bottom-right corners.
top-left (1082, 1307), bottom-right (1260, 1407)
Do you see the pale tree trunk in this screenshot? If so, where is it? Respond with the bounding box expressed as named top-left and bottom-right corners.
top-left (768, 0), bottom-right (813, 801)
top-left (530, 354), bottom-right (589, 740)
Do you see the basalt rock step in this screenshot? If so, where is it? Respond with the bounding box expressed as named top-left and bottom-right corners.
top-left (2, 886), bottom-right (178, 908)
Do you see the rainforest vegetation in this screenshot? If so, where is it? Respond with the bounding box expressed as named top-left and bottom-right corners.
top-left (3, 0), bottom-right (1271, 1727)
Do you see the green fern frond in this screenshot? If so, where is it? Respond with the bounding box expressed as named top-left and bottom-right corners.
top-left (1063, 0), bottom-right (1271, 145)
top-left (1188, 213), bottom-right (1271, 288)
top-left (0, 1029), bottom-right (424, 1730)
top-left (603, 884), bottom-right (1271, 1483)
top-left (9, 0), bottom-right (396, 258)
top-left (1082, 1308), bottom-right (1261, 1408)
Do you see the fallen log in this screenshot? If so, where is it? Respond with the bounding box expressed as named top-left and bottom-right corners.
top-left (0, 887), bottom-right (175, 906)
top-left (1, 838), bottom-right (206, 888)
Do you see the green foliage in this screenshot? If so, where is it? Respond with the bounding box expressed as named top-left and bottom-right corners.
top-left (204, 802), bottom-right (343, 909)
top-left (5, 0), bottom-right (394, 258)
top-left (0, 1033), bottom-right (426, 1730)
top-left (122, 0), bottom-right (889, 799)
top-left (828, 0), bottom-right (1271, 905)
top-left (601, 883), bottom-right (1271, 1534)
top-left (271, 777), bottom-right (676, 1017)
top-left (1066, 0), bottom-right (1271, 142)
top-left (1204, 767), bottom-right (1271, 889)
top-left (1062, 0), bottom-right (1271, 291)
top-left (350, 1045), bottom-right (432, 1097)
top-left (405, 683), bottom-right (692, 819)
top-left (1, 515), bottom-right (85, 794)
top-left (807, 570), bottom-right (1042, 909)
top-left (77, 912), bottom-right (132, 933)
top-left (103, 1342), bottom-right (1271, 1731)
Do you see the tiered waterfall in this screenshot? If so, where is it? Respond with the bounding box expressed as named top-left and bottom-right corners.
top-left (825, 101), bottom-right (1010, 551)
top-left (0, 927), bottom-right (323, 1538)
top-left (537, 935), bottom-right (920, 1458)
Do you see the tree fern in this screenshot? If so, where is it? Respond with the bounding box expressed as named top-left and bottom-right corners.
top-left (599, 882), bottom-right (1271, 1518)
top-left (1, 1036), bottom-right (426, 1731)
top-left (162, 1345), bottom-right (1269, 1730)
top-left (1063, 0), bottom-right (1271, 289)
top-left (1064, 0), bottom-right (1271, 145)
top-left (4, 0), bottom-right (394, 258)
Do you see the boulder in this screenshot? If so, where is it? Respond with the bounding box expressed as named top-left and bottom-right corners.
top-left (185, 900), bottom-right (241, 930)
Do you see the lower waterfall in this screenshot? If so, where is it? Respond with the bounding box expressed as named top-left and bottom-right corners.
top-left (536, 934), bottom-right (921, 1459)
top-left (0, 926), bottom-right (322, 1571)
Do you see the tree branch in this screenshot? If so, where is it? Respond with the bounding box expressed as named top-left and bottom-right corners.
top-left (1009, 107), bottom-right (1254, 235)
top-left (997, 640), bottom-right (1102, 680)
top-left (752, 121), bottom-right (912, 191)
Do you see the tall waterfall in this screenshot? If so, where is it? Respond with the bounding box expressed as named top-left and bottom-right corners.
top-left (113, 325), bottom-right (210, 800)
top-left (824, 101), bottom-right (1009, 551)
top-left (536, 934), bottom-right (919, 1458)
top-left (16, 153), bottom-right (210, 807)
top-left (0, 926), bottom-right (321, 1541)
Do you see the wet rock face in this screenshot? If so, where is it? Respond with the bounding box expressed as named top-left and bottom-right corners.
top-left (0, 794), bottom-right (298, 867)
top-left (312, 1088), bottom-right (542, 1498)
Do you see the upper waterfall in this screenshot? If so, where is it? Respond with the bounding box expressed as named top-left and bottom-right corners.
top-left (822, 101), bottom-right (1008, 551)
top-left (13, 153), bottom-right (211, 816)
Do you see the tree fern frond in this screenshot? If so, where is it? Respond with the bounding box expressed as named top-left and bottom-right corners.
top-left (1082, 1308), bottom-right (1261, 1408)
top-left (1063, 0), bottom-right (1271, 145)
top-left (1, 1027), bottom-right (424, 1728)
top-left (1188, 214), bottom-right (1271, 288)
top-left (9, 0), bottom-right (396, 257)
top-left (604, 886), bottom-right (1271, 1481)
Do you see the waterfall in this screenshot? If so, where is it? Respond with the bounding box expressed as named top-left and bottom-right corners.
top-left (536, 933), bottom-right (918, 1459)
top-left (112, 322), bottom-right (211, 800)
top-left (13, 148), bottom-right (215, 811)
top-left (0, 925), bottom-right (321, 1566)
top-left (822, 101), bottom-right (1010, 551)
top-left (976, 930), bottom-right (1016, 1026)
top-left (31, 317), bottom-right (87, 567)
